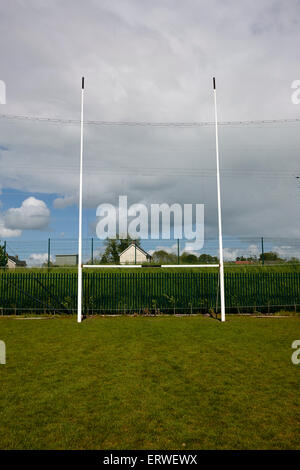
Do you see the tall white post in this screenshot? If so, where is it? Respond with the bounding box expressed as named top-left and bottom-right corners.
top-left (77, 77), bottom-right (84, 323)
top-left (213, 77), bottom-right (226, 322)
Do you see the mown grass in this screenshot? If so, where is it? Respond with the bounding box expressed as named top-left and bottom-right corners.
top-left (0, 316), bottom-right (299, 449)
top-left (2, 263), bottom-right (300, 274)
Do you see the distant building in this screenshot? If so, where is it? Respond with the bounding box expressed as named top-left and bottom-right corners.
top-left (55, 254), bottom-right (78, 266)
top-left (235, 260), bottom-right (252, 265)
top-left (119, 243), bottom-right (152, 264)
top-left (7, 255), bottom-right (27, 269)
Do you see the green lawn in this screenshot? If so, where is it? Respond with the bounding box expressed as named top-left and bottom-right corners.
top-left (4, 263), bottom-right (300, 273)
top-left (0, 316), bottom-right (299, 449)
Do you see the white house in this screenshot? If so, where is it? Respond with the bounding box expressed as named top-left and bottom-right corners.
top-left (7, 255), bottom-right (27, 269)
top-left (119, 243), bottom-right (152, 264)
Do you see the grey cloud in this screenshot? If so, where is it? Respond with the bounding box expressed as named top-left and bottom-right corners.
top-left (53, 195), bottom-right (76, 209)
top-left (0, 0), bottom-right (300, 241)
top-left (0, 215), bottom-right (22, 238)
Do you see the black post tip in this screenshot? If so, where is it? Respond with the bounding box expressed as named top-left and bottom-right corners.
top-left (213, 77), bottom-right (216, 90)
top-left (82, 77), bottom-right (85, 89)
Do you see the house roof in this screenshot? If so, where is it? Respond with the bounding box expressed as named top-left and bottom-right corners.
top-left (8, 255), bottom-right (26, 266)
top-left (119, 243), bottom-right (152, 258)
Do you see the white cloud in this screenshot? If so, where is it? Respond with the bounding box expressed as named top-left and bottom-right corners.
top-left (273, 245), bottom-right (300, 259)
top-left (223, 248), bottom-right (242, 261)
top-left (26, 253), bottom-right (53, 267)
top-left (223, 244), bottom-right (260, 261)
top-left (0, 215), bottom-right (21, 238)
top-left (248, 244), bottom-right (260, 257)
top-left (4, 197), bottom-right (50, 230)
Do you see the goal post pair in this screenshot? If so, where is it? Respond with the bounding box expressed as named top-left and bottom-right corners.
top-left (77, 77), bottom-right (226, 322)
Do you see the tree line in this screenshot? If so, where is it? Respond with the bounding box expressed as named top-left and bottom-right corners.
top-left (90, 239), bottom-right (300, 265)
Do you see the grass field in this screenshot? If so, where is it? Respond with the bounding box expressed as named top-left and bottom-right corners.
top-left (0, 316), bottom-right (299, 449)
top-left (3, 263), bottom-right (300, 273)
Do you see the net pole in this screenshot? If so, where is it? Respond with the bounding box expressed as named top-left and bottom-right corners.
top-left (77, 77), bottom-right (84, 323)
top-left (213, 77), bottom-right (226, 322)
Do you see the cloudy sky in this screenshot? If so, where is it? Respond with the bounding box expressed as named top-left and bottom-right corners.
top-left (0, 0), bottom-right (300, 263)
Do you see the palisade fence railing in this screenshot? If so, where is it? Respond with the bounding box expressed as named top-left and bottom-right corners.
top-left (0, 272), bottom-right (300, 314)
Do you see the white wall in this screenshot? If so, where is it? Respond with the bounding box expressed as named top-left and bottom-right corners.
top-left (56, 255), bottom-right (78, 266)
top-left (7, 259), bottom-right (16, 269)
top-left (120, 245), bottom-right (148, 264)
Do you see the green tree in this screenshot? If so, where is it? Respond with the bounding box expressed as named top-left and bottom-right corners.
top-left (99, 253), bottom-right (108, 264)
top-left (259, 251), bottom-right (283, 262)
top-left (198, 253), bottom-right (219, 264)
top-left (118, 236), bottom-right (141, 254)
top-left (152, 250), bottom-right (177, 264)
top-left (236, 256), bottom-right (256, 262)
top-left (0, 242), bottom-right (7, 267)
top-left (180, 252), bottom-right (198, 264)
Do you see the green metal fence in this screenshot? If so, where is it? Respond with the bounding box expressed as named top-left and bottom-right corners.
top-left (0, 272), bottom-right (299, 314)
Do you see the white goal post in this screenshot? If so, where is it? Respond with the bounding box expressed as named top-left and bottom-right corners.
top-left (77, 77), bottom-right (84, 323)
top-left (77, 77), bottom-right (226, 322)
top-left (213, 77), bottom-right (226, 322)
top-left (83, 264), bottom-right (220, 269)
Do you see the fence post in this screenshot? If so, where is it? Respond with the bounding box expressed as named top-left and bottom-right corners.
top-left (48, 238), bottom-right (50, 269)
top-left (261, 237), bottom-right (264, 266)
top-left (3, 240), bottom-right (6, 270)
